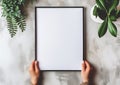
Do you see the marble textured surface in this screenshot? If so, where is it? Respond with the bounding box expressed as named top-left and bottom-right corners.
top-left (0, 0), bottom-right (120, 85)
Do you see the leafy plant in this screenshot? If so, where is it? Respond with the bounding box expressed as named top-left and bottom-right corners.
top-left (0, 0), bottom-right (35, 37)
top-left (93, 0), bottom-right (120, 37)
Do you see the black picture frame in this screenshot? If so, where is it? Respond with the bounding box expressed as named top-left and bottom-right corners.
top-left (35, 6), bottom-right (85, 71)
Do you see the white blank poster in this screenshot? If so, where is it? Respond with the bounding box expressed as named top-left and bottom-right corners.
top-left (36, 7), bottom-right (83, 70)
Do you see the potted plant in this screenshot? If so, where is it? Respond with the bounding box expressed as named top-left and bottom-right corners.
top-left (92, 0), bottom-right (120, 37)
top-left (0, 0), bottom-right (35, 37)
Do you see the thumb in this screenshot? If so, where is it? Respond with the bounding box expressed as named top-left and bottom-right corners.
top-left (82, 61), bottom-right (86, 72)
top-left (35, 61), bottom-right (40, 73)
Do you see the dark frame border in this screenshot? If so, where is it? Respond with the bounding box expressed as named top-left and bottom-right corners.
top-left (35, 6), bottom-right (85, 71)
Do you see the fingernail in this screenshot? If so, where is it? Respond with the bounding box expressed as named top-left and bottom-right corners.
top-left (82, 60), bottom-right (85, 64)
top-left (35, 61), bottom-right (37, 64)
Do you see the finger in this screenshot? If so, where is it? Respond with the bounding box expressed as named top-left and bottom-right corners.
top-left (29, 61), bottom-right (35, 72)
top-left (35, 61), bottom-right (40, 73)
top-left (29, 61), bottom-right (35, 75)
top-left (82, 61), bottom-right (86, 71)
top-left (85, 60), bottom-right (91, 71)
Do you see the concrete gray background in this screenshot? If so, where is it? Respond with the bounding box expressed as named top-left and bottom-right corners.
top-left (0, 0), bottom-right (120, 85)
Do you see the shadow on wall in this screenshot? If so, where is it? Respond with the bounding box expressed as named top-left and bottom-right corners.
top-left (38, 71), bottom-right (44, 85)
top-left (89, 64), bottom-right (97, 85)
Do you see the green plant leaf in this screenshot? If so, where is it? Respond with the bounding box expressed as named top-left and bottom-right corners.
top-left (17, 16), bottom-right (26, 32)
top-left (93, 5), bottom-right (98, 17)
top-left (30, 0), bottom-right (35, 4)
top-left (97, 8), bottom-right (107, 20)
top-left (96, 0), bottom-right (106, 10)
top-left (0, 0), bottom-right (36, 37)
top-left (110, 15), bottom-right (117, 21)
top-left (98, 17), bottom-right (108, 38)
top-left (108, 17), bottom-right (117, 37)
top-left (7, 17), bottom-right (18, 37)
top-left (109, 0), bottom-right (119, 14)
top-left (116, 10), bottom-right (120, 18)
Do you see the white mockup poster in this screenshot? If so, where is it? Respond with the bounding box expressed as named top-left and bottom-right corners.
top-left (35, 7), bottom-right (84, 70)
